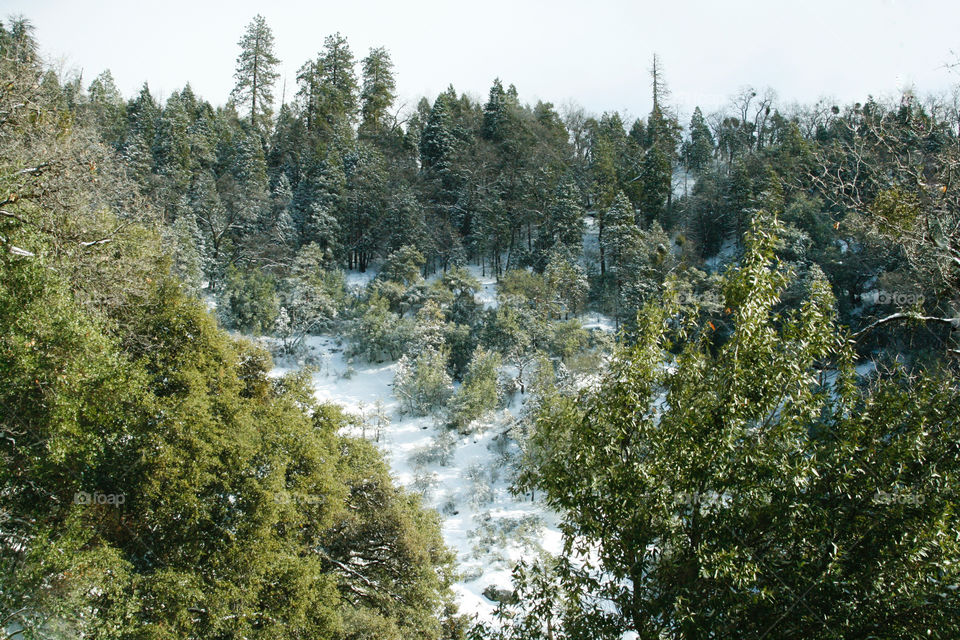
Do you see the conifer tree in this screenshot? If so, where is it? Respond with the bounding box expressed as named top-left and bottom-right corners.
top-left (684, 106), bottom-right (715, 173)
top-left (230, 14), bottom-right (280, 134)
top-left (540, 176), bottom-right (584, 259)
top-left (359, 47), bottom-right (396, 140)
top-left (318, 33), bottom-right (359, 133)
top-left (640, 144), bottom-right (671, 226)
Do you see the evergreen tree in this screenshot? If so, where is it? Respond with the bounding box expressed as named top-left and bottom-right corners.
top-left (684, 106), bottom-right (715, 173)
top-left (86, 69), bottom-right (126, 148)
top-left (359, 47), bottom-right (396, 140)
top-left (419, 93), bottom-right (455, 172)
top-left (314, 32), bottom-right (359, 137)
top-left (540, 176), bottom-right (584, 260)
top-left (482, 78), bottom-right (509, 142)
top-left (505, 215), bottom-right (960, 638)
top-left (639, 144), bottom-right (671, 226)
top-left (230, 14), bottom-right (280, 134)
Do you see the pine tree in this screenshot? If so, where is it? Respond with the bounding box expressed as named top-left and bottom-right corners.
top-left (541, 176), bottom-right (584, 259)
top-left (684, 106), bottom-right (715, 173)
top-left (602, 192), bottom-right (643, 326)
top-left (318, 33), bottom-right (359, 135)
top-left (359, 47), bottom-right (396, 140)
top-left (640, 144), bottom-right (671, 226)
top-left (295, 58), bottom-right (320, 133)
top-left (419, 93), bottom-right (454, 172)
top-left (482, 78), bottom-right (509, 142)
top-left (230, 14), bottom-right (280, 134)
top-left (86, 70), bottom-right (125, 148)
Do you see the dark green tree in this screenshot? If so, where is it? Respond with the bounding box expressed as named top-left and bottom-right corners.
top-left (230, 14), bottom-right (280, 133)
top-left (359, 46), bottom-right (396, 140)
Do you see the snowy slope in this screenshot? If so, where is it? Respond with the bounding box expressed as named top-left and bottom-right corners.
top-left (269, 333), bottom-right (563, 623)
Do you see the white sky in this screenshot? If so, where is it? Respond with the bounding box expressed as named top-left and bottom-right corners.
top-left (5, 0), bottom-right (960, 122)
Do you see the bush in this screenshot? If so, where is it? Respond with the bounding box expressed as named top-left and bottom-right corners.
top-left (449, 347), bottom-right (502, 432)
top-left (393, 347), bottom-right (453, 416)
top-left (218, 264), bottom-right (279, 334)
top-left (347, 293), bottom-right (411, 362)
top-left (410, 429), bottom-right (457, 468)
top-left (547, 318), bottom-right (590, 361)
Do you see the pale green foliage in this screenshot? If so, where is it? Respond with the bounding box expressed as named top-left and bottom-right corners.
top-left (347, 293), bottom-right (411, 362)
top-left (543, 249), bottom-right (588, 318)
top-left (394, 346), bottom-right (454, 416)
top-left (218, 264), bottom-right (279, 334)
top-left (449, 346), bottom-right (502, 432)
top-left (276, 243), bottom-right (347, 354)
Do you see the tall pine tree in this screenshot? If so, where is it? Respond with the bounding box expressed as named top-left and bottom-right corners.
top-left (230, 15), bottom-right (280, 134)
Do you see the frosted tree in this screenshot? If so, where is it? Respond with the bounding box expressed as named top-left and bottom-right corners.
top-left (359, 47), bottom-right (396, 139)
top-left (230, 14), bottom-right (280, 133)
top-left (449, 347), bottom-right (502, 433)
top-left (393, 347), bottom-right (453, 416)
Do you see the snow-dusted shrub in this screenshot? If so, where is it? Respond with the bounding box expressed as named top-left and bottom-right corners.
top-left (393, 347), bottom-right (453, 416)
top-left (411, 471), bottom-right (439, 498)
top-left (448, 347), bottom-right (502, 433)
top-left (466, 463), bottom-right (495, 507)
top-left (468, 512), bottom-right (545, 561)
top-left (346, 293), bottom-right (411, 362)
top-left (410, 429), bottom-right (457, 468)
top-left (440, 494), bottom-right (459, 516)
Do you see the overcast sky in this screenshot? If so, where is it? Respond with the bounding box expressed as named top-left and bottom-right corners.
top-left (5, 0), bottom-right (960, 122)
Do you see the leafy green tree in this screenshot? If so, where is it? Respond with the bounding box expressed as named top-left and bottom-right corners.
top-left (347, 293), bottom-right (410, 362)
top-left (230, 14), bottom-right (280, 133)
top-left (326, 434), bottom-right (459, 638)
top-left (505, 215), bottom-right (960, 638)
top-left (394, 346), bottom-right (454, 416)
top-left (218, 264), bottom-right (280, 334)
top-left (543, 248), bottom-right (588, 319)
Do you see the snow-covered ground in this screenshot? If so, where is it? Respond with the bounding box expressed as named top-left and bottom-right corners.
top-left (465, 264), bottom-right (499, 310)
top-left (269, 332), bottom-right (563, 623)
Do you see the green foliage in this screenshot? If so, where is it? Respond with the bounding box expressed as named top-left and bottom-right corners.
top-left (507, 214), bottom-right (960, 638)
top-left (394, 346), bottom-right (454, 416)
top-left (347, 293), bottom-right (411, 362)
top-left (276, 243), bottom-right (347, 354)
top-left (230, 14), bottom-right (280, 132)
top-left (449, 347), bottom-right (502, 432)
top-left (546, 319), bottom-right (589, 361)
top-left (218, 263), bottom-right (280, 334)
top-left (0, 41), bottom-right (458, 636)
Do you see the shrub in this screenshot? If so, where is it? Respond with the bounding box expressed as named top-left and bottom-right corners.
top-left (218, 264), bottom-right (279, 334)
top-left (393, 347), bottom-right (453, 416)
top-left (449, 347), bottom-right (502, 432)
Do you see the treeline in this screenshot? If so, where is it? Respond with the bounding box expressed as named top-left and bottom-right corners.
top-left (57, 14), bottom-right (959, 363)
